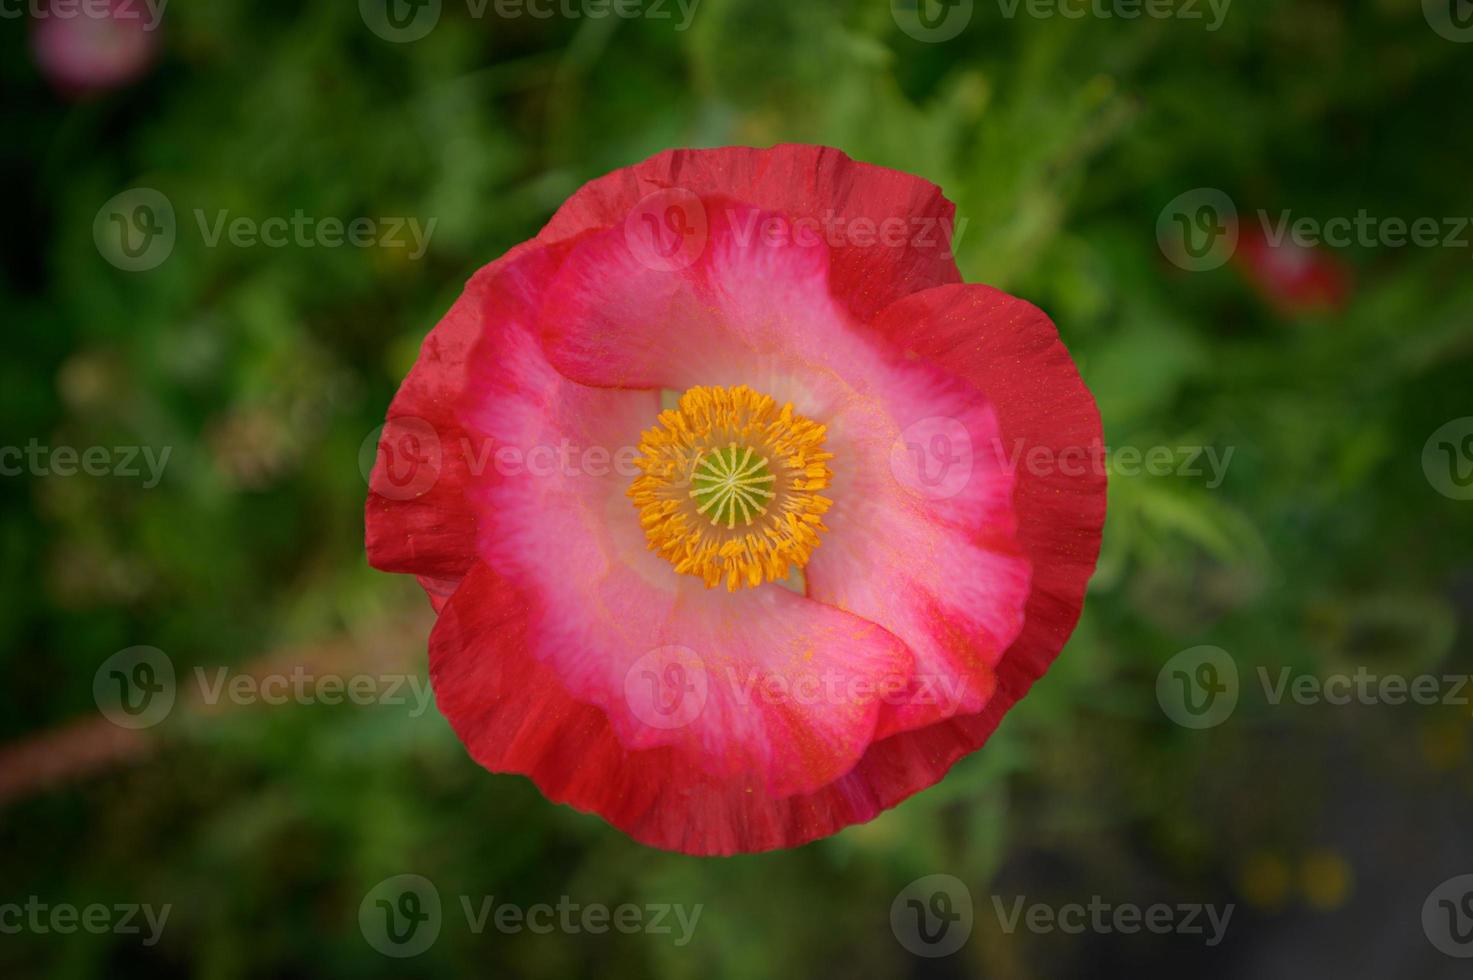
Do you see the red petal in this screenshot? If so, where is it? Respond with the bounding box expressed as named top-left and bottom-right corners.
top-left (364, 245), bottom-right (543, 591)
top-left (827, 284), bottom-right (1105, 806)
top-left (544, 144), bottom-right (962, 322)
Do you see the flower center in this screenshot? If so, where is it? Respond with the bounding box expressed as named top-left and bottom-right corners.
top-left (691, 444), bottom-right (776, 528)
top-left (629, 385), bottom-right (833, 591)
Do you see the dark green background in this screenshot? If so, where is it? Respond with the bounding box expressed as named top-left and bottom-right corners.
top-left (3, 0), bottom-right (1472, 976)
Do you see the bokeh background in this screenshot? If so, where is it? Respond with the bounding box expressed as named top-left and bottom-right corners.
top-left (4, 0), bottom-right (1473, 976)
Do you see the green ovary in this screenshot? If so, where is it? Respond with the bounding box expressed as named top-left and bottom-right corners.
top-left (689, 444), bottom-right (776, 529)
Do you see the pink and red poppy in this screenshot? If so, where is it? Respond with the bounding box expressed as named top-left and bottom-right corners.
top-left (366, 145), bottom-right (1105, 855)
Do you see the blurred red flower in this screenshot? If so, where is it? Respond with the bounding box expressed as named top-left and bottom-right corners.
top-left (32, 0), bottom-right (158, 97)
top-left (1233, 219), bottom-right (1352, 317)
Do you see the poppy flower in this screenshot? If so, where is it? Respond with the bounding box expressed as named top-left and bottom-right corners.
top-left (1232, 219), bottom-right (1352, 317)
top-left (31, 0), bottom-right (159, 97)
top-left (366, 145), bottom-right (1105, 855)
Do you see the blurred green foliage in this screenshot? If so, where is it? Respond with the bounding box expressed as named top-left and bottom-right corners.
top-left (2, 0), bottom-right (1471, 977)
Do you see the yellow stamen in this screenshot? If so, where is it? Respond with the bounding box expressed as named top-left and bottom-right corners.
top-left (628, 385), bottom-right (833, 591)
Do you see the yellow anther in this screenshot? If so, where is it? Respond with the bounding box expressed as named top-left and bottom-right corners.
top-left (628, 385), bottom-right (833, 591)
